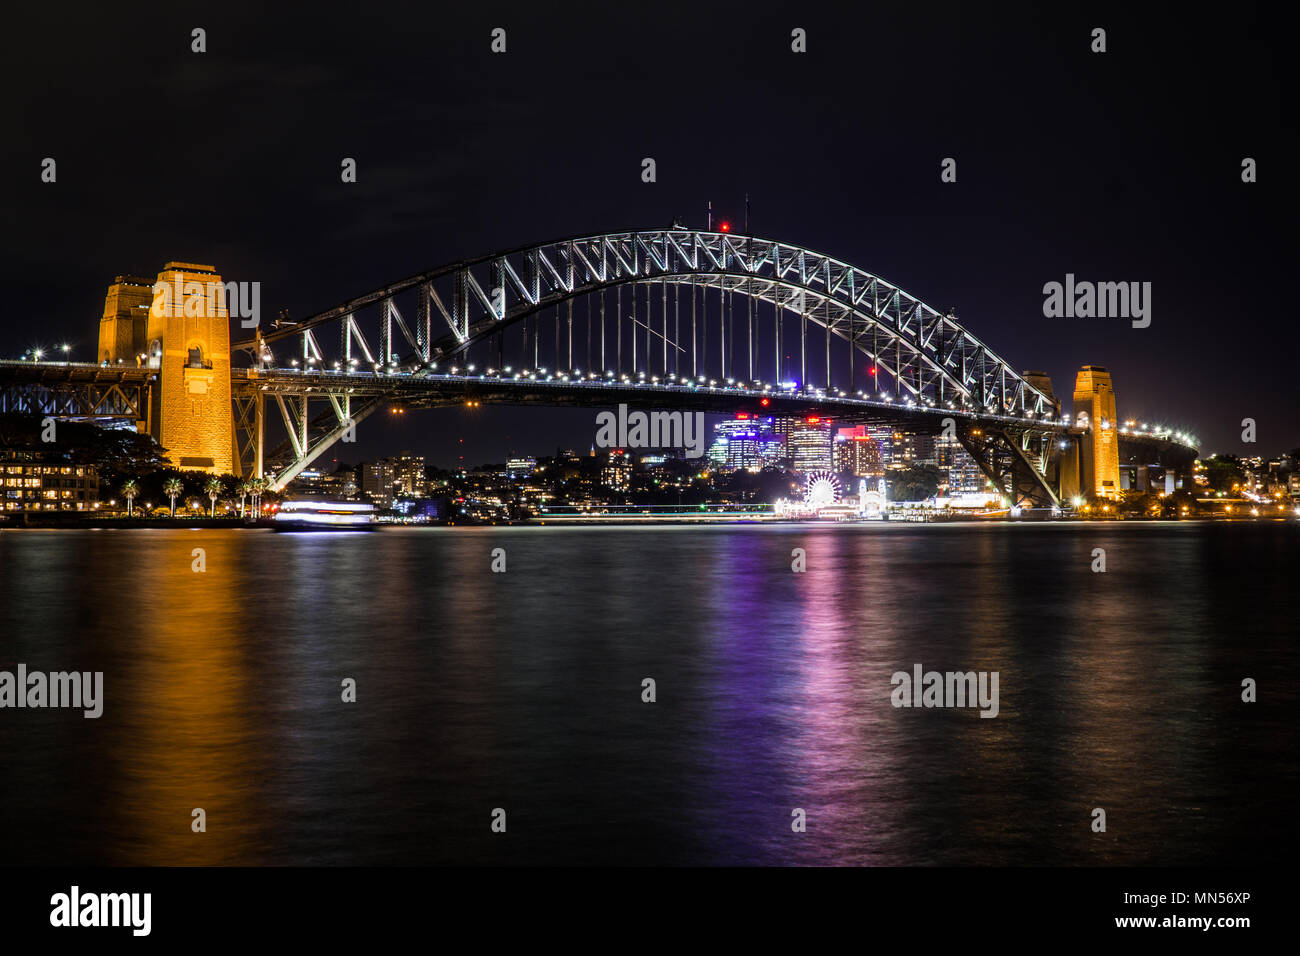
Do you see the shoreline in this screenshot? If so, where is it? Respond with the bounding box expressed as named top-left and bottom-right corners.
top-left (1, 514), bottom-right (1291, 530)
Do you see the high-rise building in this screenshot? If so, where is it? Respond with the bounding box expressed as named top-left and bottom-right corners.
top-left (392, 450), bottom-right (426, 497)
top-left (711, 416), bottom-right (785, 470)
top-left (891, 432), bottom-right (937, 467)
top-left (834, 426), bottom-right (885, 476)
top-left (935, 434), bottom-right (960, 469)
top-left (947, 451), bottom-right (987, 495)
top-left (361, 459), bottom-right (397, 506)
top-left (866, 425), bottom-right (895, 468)
top-left (601, 450), bottom-right (632, 490)
top-left (774, 417), bottom-right (832, 472)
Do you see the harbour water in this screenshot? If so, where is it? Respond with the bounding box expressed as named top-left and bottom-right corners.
top-left (0, 522), bottom-right (1294, 865)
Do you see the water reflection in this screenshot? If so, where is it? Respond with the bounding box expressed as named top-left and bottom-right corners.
top-left (0, 523), bottom-right (1293, 865)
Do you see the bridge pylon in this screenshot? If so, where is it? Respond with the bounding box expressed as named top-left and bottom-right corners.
top-left (144, 263), bottom-right (235, 476)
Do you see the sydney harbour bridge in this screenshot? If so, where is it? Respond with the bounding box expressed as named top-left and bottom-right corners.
top-left (0, 229), bottom-right (1197, 508)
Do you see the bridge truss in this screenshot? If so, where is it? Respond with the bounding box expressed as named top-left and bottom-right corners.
top-left (0, 361), bottom-right (151, 423)
top-left (232, 230), bottom-right (1068, 498)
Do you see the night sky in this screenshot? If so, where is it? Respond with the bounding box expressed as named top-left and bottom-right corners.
top-left (2, 3), bottom-right (1290, 467)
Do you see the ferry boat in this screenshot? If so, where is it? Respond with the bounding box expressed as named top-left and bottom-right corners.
top-left (272, 499), bottom-right (378, 530)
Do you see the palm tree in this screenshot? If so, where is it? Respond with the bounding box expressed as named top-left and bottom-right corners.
top-left (249, 477), bottom-right (267, 516)
top-left (121, 479), bottom-right (139, 517)
top-left (163, 477), bottom-right (183, 517)
top-left (236, 480), bottom-right (251, 518)
top-left (204, 476), bottom-right (223, 517)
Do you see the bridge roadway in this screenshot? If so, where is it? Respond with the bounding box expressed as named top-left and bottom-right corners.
top-left (0, 361), bottom-right (1197, 509)
top-left (241, 364), bottom-right (1191, 441)
top-left (249, 364), bottom-right (1079, 430)
top-left (239, 365), bottom-right (1198, 504)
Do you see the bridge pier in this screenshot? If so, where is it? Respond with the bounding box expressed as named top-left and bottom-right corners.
top-left (1058, 435), bottom-right (1083, 503)
top-left (958, 425), bottom-right (1061, 510)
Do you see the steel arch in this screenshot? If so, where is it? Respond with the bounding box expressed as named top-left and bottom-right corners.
top-left (237, 230), bottom-right (1054, 418)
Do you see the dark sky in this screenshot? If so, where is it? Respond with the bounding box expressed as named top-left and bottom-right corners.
top-left (2, 2), bottom-right (1291, 467)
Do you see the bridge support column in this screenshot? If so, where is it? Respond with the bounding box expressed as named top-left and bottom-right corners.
top-left (1058, 436), bottom-right (1082, 504)
top-left (254, 391), bottom-right (264, 479)
top-left (959, 426), bottom-right (1060, 510)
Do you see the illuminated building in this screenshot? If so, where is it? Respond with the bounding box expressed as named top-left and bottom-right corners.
top-left (933, 434), bottom-right (984, 494)
top-left (835, 426), bottom-right (885, 476)
top-left (601, 449), bottom-right (632, 490)
top-left (890, 431), bottom-right (936, 467)
top-left (947, 451), bottom-right (986, 494)
top-left (360, 459), bottom-right (397, 506)
top-left (1, 453), bottom-right (99, 511)
top-left (710, 416), bottom-right (784, 470)
top-left (392, 450), bottom-right (426, 496)
top-left (866, 425), bottom-right (894, 467)
top-left (774, 416), bottom-right (832, 473)
top-left (286, 464), bottom-right (358, 500)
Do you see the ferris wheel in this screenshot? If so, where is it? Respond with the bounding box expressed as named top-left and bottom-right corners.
top-left (803, 470), bottom-right (842, 507)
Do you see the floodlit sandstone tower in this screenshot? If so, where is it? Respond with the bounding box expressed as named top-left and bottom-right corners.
top-left (1021, 370), bottom-right (1060, 417)
top-left (1072, 365), bottom-right (1120, 499)
top-left (97, 276), bottom-right (156, 365)
top-left (144, 262), bottom-right (234, 475)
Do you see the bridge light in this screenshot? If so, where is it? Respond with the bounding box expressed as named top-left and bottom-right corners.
top-left (719, 221), bottom-right (731, 233)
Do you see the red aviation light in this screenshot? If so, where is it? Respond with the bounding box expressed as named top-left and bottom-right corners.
top-left (719, 221), bottom-right (731, 233)
top-left (759, 397), bottom-right (770, 407)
